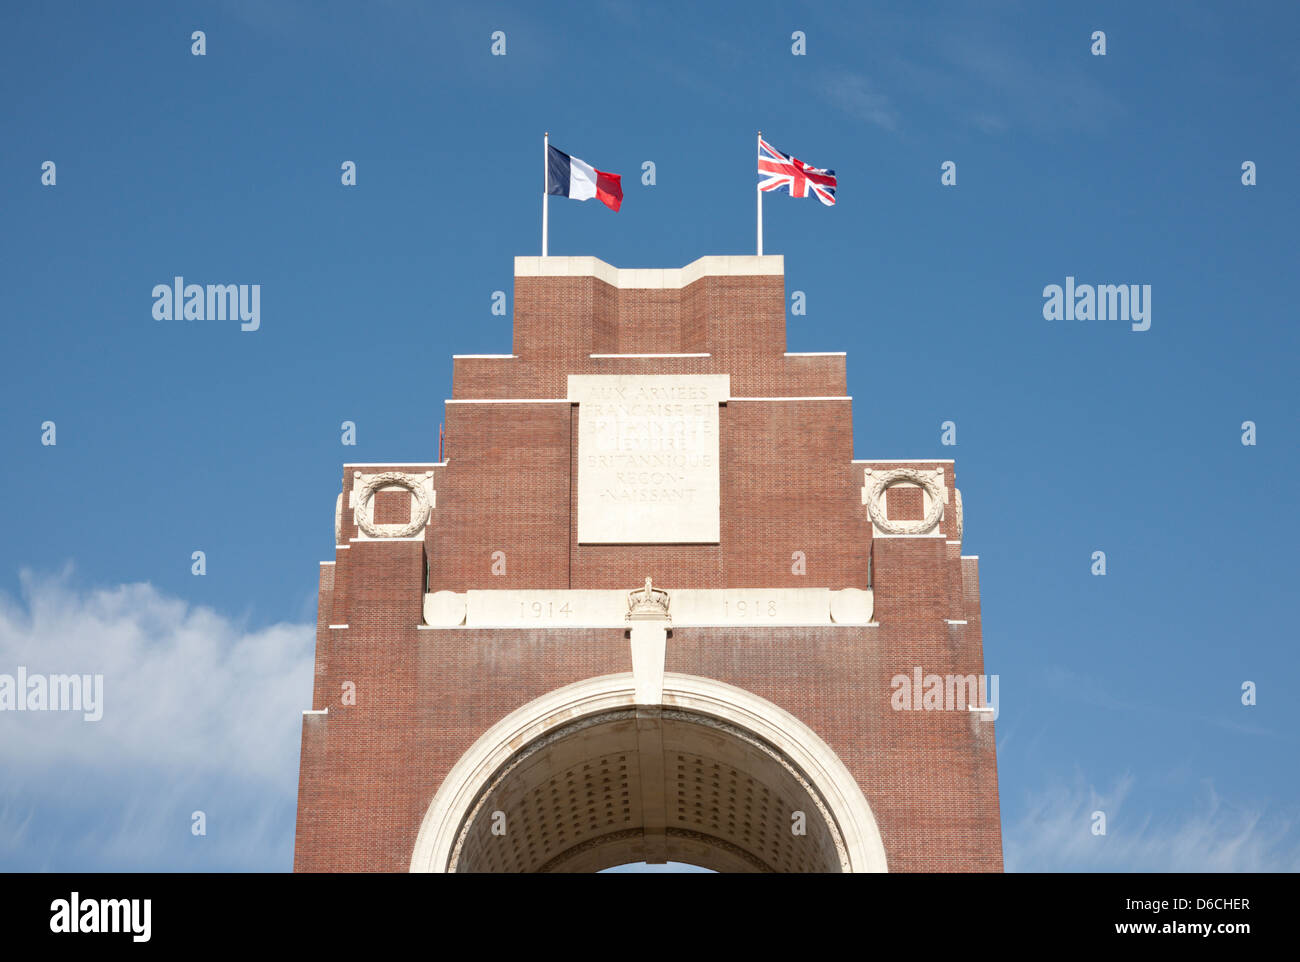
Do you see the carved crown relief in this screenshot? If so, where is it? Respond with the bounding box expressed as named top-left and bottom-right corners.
top-left (626, 577), bottom-right (671, 621)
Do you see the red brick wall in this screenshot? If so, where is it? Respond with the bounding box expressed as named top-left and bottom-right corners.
top-left (372, 490), bottom-right (410, 525)
top-left (430, 402), bottom-right (572, 591)
top-left (294, 268), bottom-right (1001, 873)
top-left (886, 485), bottom-right (924, 521)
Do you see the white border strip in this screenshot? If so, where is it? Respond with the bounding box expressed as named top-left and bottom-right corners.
top-left (444, 398), bottom-right (569, 404)
top-left (852, 459), bottom-right (954, 464)
top-left (728, 396), bottom-right (851, 402)
top-left (589, 353), bottom-right (710, 358)
top-left (445, 395), bottom-right (853, 406)
top-left (514, 254), bottom-right (784, 289)
top-left (420, 621), bottom-right (876, 631)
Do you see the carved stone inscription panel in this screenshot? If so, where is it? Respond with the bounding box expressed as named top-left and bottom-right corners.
top-left (568, 374), bottom-right (730, 543)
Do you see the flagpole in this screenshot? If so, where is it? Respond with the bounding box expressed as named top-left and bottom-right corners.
top-left (756, 130), bottom-right (763, 256)
top-left (543, 131), bottom-right (549, 257)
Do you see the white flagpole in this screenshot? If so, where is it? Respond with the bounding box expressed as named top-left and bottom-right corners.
top-left (756, 130), bottom-right (763, 256)
top-left (543, 131), bottom-right (549, 257)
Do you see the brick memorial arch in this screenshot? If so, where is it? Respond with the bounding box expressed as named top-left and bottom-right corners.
top-left (409, 672), bottom-right (888, 873)
top-left (294, 255), bottom-right (1003, 873)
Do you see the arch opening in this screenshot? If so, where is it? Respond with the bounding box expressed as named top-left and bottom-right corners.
top-left (410, 673), bottom-right (888, 873)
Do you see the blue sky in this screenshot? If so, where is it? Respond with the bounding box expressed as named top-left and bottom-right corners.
top-left (1, 0), bottom-right (1297, 871)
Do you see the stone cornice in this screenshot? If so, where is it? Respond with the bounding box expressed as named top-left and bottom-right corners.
top-left (514, 254), bottom-right (785, 289)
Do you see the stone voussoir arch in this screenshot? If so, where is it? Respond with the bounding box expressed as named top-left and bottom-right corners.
top-left (409, 672), bottom-right (889, 873)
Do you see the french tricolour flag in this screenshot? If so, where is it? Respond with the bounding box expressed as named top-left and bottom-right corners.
top-left (547, 145), bottom-right (622, 212)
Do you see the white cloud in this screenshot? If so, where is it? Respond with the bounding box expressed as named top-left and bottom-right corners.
top-left (0, 568), bottom-right (314, 870)
top-left (1004, 771), bottom-right (1300, 872)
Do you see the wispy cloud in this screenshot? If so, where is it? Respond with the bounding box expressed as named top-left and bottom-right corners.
top-left (0, 567), bottom-right (314, 870)
top-left (813, 18), bottom-right (1123, 137)
top-left (967, 111), bottom-right (1009, 134)
top-left (1041, 666), bottom-right (1288, 740)
top-left (815, 69), bottom-right (899, 131)
top-left (935, 29), bottom-right (1121, 135)
top-left (1005, 771), bottom-right (1300, 872)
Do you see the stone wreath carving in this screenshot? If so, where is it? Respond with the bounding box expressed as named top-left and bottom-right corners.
top-left (954, 488), bottom-right (963, 541)
top-left (864, 468), bottom-right (945, 535)
top-left (352, 471), bottom-right (433, 538)
top-left (334, 493), bottom-right (343, 544)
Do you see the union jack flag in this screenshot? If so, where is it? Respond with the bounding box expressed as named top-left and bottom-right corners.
top-left (757, 137), bottom-right (837, 206)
